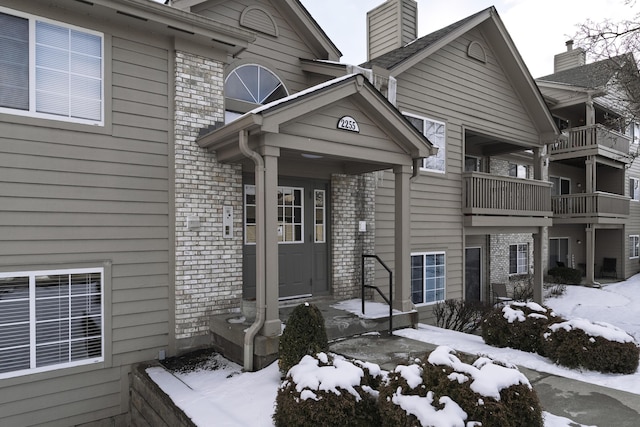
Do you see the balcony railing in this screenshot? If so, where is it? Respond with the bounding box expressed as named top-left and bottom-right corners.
top-left (462, 172), bottom-right (552, 216)
top-left (551, 192), bottom-right (629, 219)
top-left (549, 124), bottom-right (630, 157)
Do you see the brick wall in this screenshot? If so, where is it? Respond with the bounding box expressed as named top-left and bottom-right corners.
top-left (489, 233), bottom-right (534, 290)
top-left (331, 173), bottom-right (376, 299)
top-left (173, 51), bottom-right (243, 343)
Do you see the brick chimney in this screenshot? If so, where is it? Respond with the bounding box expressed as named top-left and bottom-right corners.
top-left (553, 40), bottom-right (586, 73)
top-left (367, 0), bottom-right (418, 61)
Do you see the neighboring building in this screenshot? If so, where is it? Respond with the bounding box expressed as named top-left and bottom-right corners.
top-left (0, 0), bottom-right (565, 425)
top-left (537, 42), bottom-right (640, 284)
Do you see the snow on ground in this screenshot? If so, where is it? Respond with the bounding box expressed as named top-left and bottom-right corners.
top-left (150, 275), bottom-right (640, 427)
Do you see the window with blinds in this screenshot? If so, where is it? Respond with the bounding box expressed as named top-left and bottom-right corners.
top-left (0, 8), bottom-right (103, 124)
top-left (0, 268), bottom-right (103, 379)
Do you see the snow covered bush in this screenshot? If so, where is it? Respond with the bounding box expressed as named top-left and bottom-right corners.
top-left (278, 302), bottom-right (328, 376)
top-left (273, 353), bottom-right (383, 427)
top-left (543, 318), bottom-right (640, 374)
top-left (482, 301), bottom-right (562, 355)
top-left (377, 346), bottom-right (543, 427)
top-left (433, 299), bottom-right (491, 333)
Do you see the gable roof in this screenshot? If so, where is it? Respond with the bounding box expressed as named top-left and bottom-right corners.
top-left (362, 6), bottom-right (559, 138)
top-left (361, 8), bottom-right (488, 71)
top-left (198, 73), bottom-right (436, 167)
top-left (537, 55), bottom-right (630, 89)
top-left (169, 0), bottom-right (342, 61)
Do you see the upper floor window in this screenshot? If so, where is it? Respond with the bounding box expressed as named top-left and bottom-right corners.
top-left (0, 8), bottom-right (103, 125)
top-left (631, 177), bottom-right (640, 201)
top-left (404, 113), bottom-right (446, 173)
top-left (508, 163), bottom-right (528, 179)
top-left (0, 267), bottom-right (103, 379)
top-left (226, 64), bottom-right (286, 105)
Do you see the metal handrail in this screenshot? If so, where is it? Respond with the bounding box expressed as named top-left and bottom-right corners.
top-left (361, 254), bottom-right (393, 335)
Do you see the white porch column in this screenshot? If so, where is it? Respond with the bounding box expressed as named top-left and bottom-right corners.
top-left (394, 164), bottom-right (413, 312)
top-left (262, 146), bottom-right (281, 337)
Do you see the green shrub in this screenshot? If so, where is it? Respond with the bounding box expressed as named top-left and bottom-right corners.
top-left (278, 302), bottom-right (328, 376)
top-left (377, 347), bottom-right (543, 427)
top-left (482, 302), bottom-right (562, 355)
top-left (543, 319), bottom-right (640, 374)
top-left (547, 266), bottom-right (582, 284)
top-left (273, 353), bottom-right (382, 427)
top-left (433, 299), bottom-right (491, 333)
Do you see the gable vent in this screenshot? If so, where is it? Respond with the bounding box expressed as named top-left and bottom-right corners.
top-left (467, 41), bottom-right (487, 63)
top-left (240, 6), bottom-right (278, 37)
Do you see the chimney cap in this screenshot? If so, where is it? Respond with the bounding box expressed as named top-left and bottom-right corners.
top-left (566, 40), bottom-right (574, 51)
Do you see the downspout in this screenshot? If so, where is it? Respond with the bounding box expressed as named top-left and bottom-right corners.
top-left (410, 157), bottom-right (421, 182)
top-left (239, 129), bottom-right (265, 372)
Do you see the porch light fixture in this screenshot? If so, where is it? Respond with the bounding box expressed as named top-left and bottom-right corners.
top-left (301, 153), bottom-right (323, 159)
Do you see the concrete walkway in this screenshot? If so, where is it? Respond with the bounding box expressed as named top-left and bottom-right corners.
top-left (330, 334), bottom-right (640, 427)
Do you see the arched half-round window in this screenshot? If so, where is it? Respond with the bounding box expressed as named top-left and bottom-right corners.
top-left (225, 64), bottom-right (288, 105)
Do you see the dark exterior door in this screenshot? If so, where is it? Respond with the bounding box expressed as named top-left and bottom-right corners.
top-left (465, 247), bottom-right (481, 302)
top-left (243, 178), bottom-right (329, 300)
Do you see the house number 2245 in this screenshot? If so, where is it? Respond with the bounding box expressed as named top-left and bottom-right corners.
top-left (337, 116), bottom-right (360, 133)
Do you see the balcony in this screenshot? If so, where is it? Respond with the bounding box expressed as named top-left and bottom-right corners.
top-left (463, 172), bottom-right (552, 227)
top-left (549, 124), bottom-right (631, 163)
top-left (552, 192), bottom-right (629, 224)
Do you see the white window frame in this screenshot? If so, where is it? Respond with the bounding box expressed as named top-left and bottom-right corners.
top-left (403, 112), bottom-right (446, 173)
top-left (0, 6), bottom-right (104, 125)
top-left (631, 177), bottom-right (640, 201)
top-left (411, 251), bottom-right (446, 305)
top-left (630, 235), bottom-right (639, 259)
top-left (0, 267), bottom-right (104, 379)
top-left (508, 163), bottom-right (528, 179)
top-left (509, 243), bottom-right (529, 275)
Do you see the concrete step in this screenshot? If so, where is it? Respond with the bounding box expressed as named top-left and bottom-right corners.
top-left (209, 298), bottom-right (417, 369)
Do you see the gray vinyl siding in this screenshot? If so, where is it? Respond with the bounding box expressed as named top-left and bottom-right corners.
top-left (0, 10), bottom-right (171, 424)
top-left (626, 153), bottom-right (640, 278)
top-left (375, 28), bottom-right (542, 302)
top-left (195, 0), bottom-right (323, 93)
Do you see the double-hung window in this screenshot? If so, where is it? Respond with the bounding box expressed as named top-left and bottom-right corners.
top-left (630, 178), bottom-right (640, 201)
top-left (509, 243), bottom-right (529, 274)
top-left (404, 113), bottom-right (446, 173)
top-left (0, 8), bottom-right (103, 124)
top-left (508, 163), bottom-right (528, 179)
top-left (411, 252), bottom-right (446, 304)
top-left (0, 268), bottom-right (103, 379)
top-left (630, 235), bottom-right (639, 259)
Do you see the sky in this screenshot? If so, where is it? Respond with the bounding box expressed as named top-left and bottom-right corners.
top-left (149, 275), bottom-right (640, 426)
top-left (299, 0), bottom-right (639, 78)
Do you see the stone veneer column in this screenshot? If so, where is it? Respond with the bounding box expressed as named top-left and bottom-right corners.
top-left (173, 51), bottom-right (243, 346)
top-left (331, 173), bottom-right (376, 299)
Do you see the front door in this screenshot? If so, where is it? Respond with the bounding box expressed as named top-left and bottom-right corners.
top-left (465, 247), bottom-right (482, 302)
top-left (243, 178), bottom-right (329, 300)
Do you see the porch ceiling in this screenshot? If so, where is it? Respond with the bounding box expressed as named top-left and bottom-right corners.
top-left (465, 130), bottom-right (539, 157)
top-left (197, 74), bottom-right (436, 174)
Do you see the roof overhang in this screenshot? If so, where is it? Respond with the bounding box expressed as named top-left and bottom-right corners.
top-left (76, 0), bottom-right (256, 55)
top-left (198, 74), bottom-right (436, 174)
